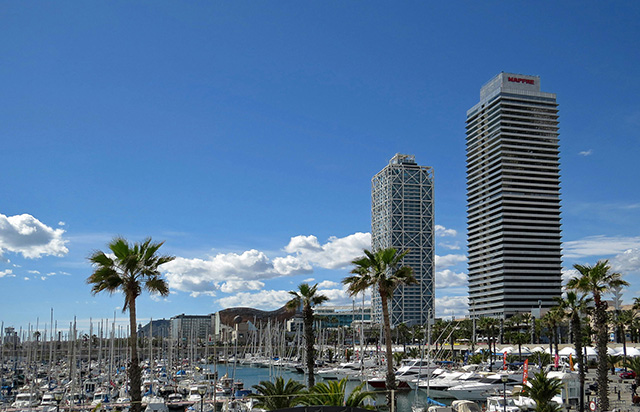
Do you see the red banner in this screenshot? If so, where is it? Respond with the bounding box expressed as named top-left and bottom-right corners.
top-left (554, 353), bottom-right (559, 368)
top-left (503, 352), bottom-right (507, 370)
top-left (523, 359), bottom-right (529, 384)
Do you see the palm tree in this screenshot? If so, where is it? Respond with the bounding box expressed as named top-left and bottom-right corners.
top-left (510, 332), bottom-right (529, 362)
top-left (542, 307), bottom-right (564, 361)
top-left (87, 237), bottom-right (174, 412)
top-left (301, 378), bottom-right (375, 408)
top-left (555, 291), bottom-right (591, 412)
top-left (478, 317), bottom-right (499, 370)
top-left (614, 309), bottom-right (636, 367)
top-left (625, 357), bottom-right (640, 387)
top-left (522, 370), bottom-right (563, 412)
top-left (250, 377), bottom-right (306, 411)
top-left (567, 259), bottom-right (629, 412)
top-left (286, 282), bottom-right (329, 388)
top-left (343, 247), bottom-right (416, 405)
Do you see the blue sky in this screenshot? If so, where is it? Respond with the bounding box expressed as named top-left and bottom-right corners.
top-left (1, 1), bottom-right (639, 334)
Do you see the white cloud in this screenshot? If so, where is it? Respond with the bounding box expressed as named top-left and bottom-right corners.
top-left (435, 254), bottom-right (467, 270)
top-left (28, 270), bottom-right (40, 274)
top-left (217, 290), bottom-right (293, 310)
top-left (283, 232), bottom-right (371, 270)
top-left (303, 277), bottom-right (315, 283)
top-left (563, 236), bottom-right (640, 258)
top-left (578, 149), bottom-right (593, 156)
top-left (317, 280), bottom-right (339, 289)
top-left (439, 242), bottom-right (461, 250)
top-left (220, 280), bottom-right (265, 293)
top-left (611, 248), bottom-right (640, 275)
top-left (163, 249), bottom-right (278, 295)
top-left (436, 269), bottom-right (467, 288)
top-left (272, 255), bottom-right (313, 276)
top-left (434, 295), bottom-right (468, 318)
top-left (162, 232), bottom-right (370, 297)
top-left (58, 221), bottom-right (66, 226)
top-left (435, 225), bottom-right (457, 237)
top-left (0, 269), bottom-right (15, 278)
top-left (0, 213), bottom-right (69, 258)
top-left (561, 268), bottom-right (578, 286)
top-left (24, 277), bottom-right (30, 281)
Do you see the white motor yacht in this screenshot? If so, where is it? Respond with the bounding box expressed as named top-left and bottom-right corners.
top-left (446, 373), bottom-right (521, 401)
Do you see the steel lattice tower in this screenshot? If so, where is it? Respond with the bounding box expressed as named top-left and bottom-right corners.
top-left (466, 73), bottom-right (562, 319)
top-left (371, 154), bottom-right (434, 327)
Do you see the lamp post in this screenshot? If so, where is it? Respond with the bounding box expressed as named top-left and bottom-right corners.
top-left (501, 375), bottom-right (508, 412)
top-left (54, 391), bottom-right (63, 412)
top-left (198, 386), bottom-right (207, 412)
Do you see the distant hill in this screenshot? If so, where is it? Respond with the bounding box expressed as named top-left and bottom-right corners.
top-left (138, 318), bottom-right (171, 338)
top-left (218, 305), bottom-right (295, 326)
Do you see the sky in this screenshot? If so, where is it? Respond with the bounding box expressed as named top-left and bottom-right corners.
top-left (1, 1), bottom-right (639, 335)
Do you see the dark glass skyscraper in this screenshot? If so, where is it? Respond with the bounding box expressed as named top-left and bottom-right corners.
top-left (466, 73), bottom-right (562, 319)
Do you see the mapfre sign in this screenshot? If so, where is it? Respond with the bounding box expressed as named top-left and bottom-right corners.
top-left (508, 77), bottom-right (535, 85)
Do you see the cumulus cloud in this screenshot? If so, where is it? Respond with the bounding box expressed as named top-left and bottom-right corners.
top-left (163, 250), bottom-right (277, 295)
top-left (217, 290), bottom-right (293, 310)
top-left (563, 236), bottom-right (640, 258)
top-left (220, 280), bottom-right (265, 293)
top-left (162, 232), bottom-right (370, 297)
top-left (0, 269), bottom-right (15, 278)
top-left (435, 225), bottom-right (457, 237)
top-left (0, 213), bottom-right (68, 258)
top-left (436, 269), bottom-right (467, 288)
top-left (611, 248), bottom-right (640, 275)
top-left (435, 254), bottom-right (467, 270)
top-left (272, 255), bottom-right (313, 276)
top-left (283, 232), bottom-right (371, 270)
top-left (317, 280), bottom-right (339, 289)
top-left (434, 295), bottom-right (468, 318)
top-left (561, 268), bottom-right (578, 286)
top-left (579, 149), bottom-right (593, 156)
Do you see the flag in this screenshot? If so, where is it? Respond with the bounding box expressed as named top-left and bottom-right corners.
top-left (523, 359), bottom-right (529, 384)
top-left (569, 354), bottom-right (574, 371)
top-left (503, 352), bottom-right (507, 370)
top-left (554, 353), bottom-right (559, 368)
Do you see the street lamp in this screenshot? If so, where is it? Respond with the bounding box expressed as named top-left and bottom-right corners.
top-left (501, 375), bottom-right (509, 412)
top-left (54, 391), bottom-right (63, 412)
top-left (198, 386), bottom-right (207, 412)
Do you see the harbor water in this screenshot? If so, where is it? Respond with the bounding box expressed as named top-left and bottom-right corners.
top-left (207, 364), bottom-right (448, 411)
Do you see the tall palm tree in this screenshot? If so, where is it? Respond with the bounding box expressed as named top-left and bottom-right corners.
top-left (542, 307), bottom-right (564, 361)
top-left (614, 309), bottom-right (636, 367)
top-left (286, 282), bottom-right (329, 388)
top-left (250, 377), bottom-right (306, 411)
top-left (87, 237), bottom-right (174, 412)
top-left (343, 247), bottom-right (416, 405)
top-left (555, 291), bottom-right (591, 412)
top-left (478, 317), bottom-right (499, 370)
top-left (522, 370), bottom-right (563, 412)
top-left (567, 259), bottom-right (629, 412)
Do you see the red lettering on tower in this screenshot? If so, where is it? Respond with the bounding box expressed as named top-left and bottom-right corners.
top-left (507, 77), bottom-right (534, 85)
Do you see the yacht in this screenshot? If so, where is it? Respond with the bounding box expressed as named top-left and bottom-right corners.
top-left (418, 371), bottom-right (483, 398)
top-left (446, 373), bottom-right (521, 401)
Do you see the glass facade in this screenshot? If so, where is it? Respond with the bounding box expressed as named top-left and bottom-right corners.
top-left (466, 73), bottom-right (562, 319)
top-left (371, 154), bottom-right (435, 327)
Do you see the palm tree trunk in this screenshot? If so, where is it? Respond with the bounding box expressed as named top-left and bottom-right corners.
top-left (380, 293), bottom-right (396, 406)
top-left (573, 315), bottom-right (585, 412)
top-left (304, 305), bottom-right (315, 388)
top-left (595, 300), bottom-right (610, 411)
top-left (128, 296), bottom-right (142, 412)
